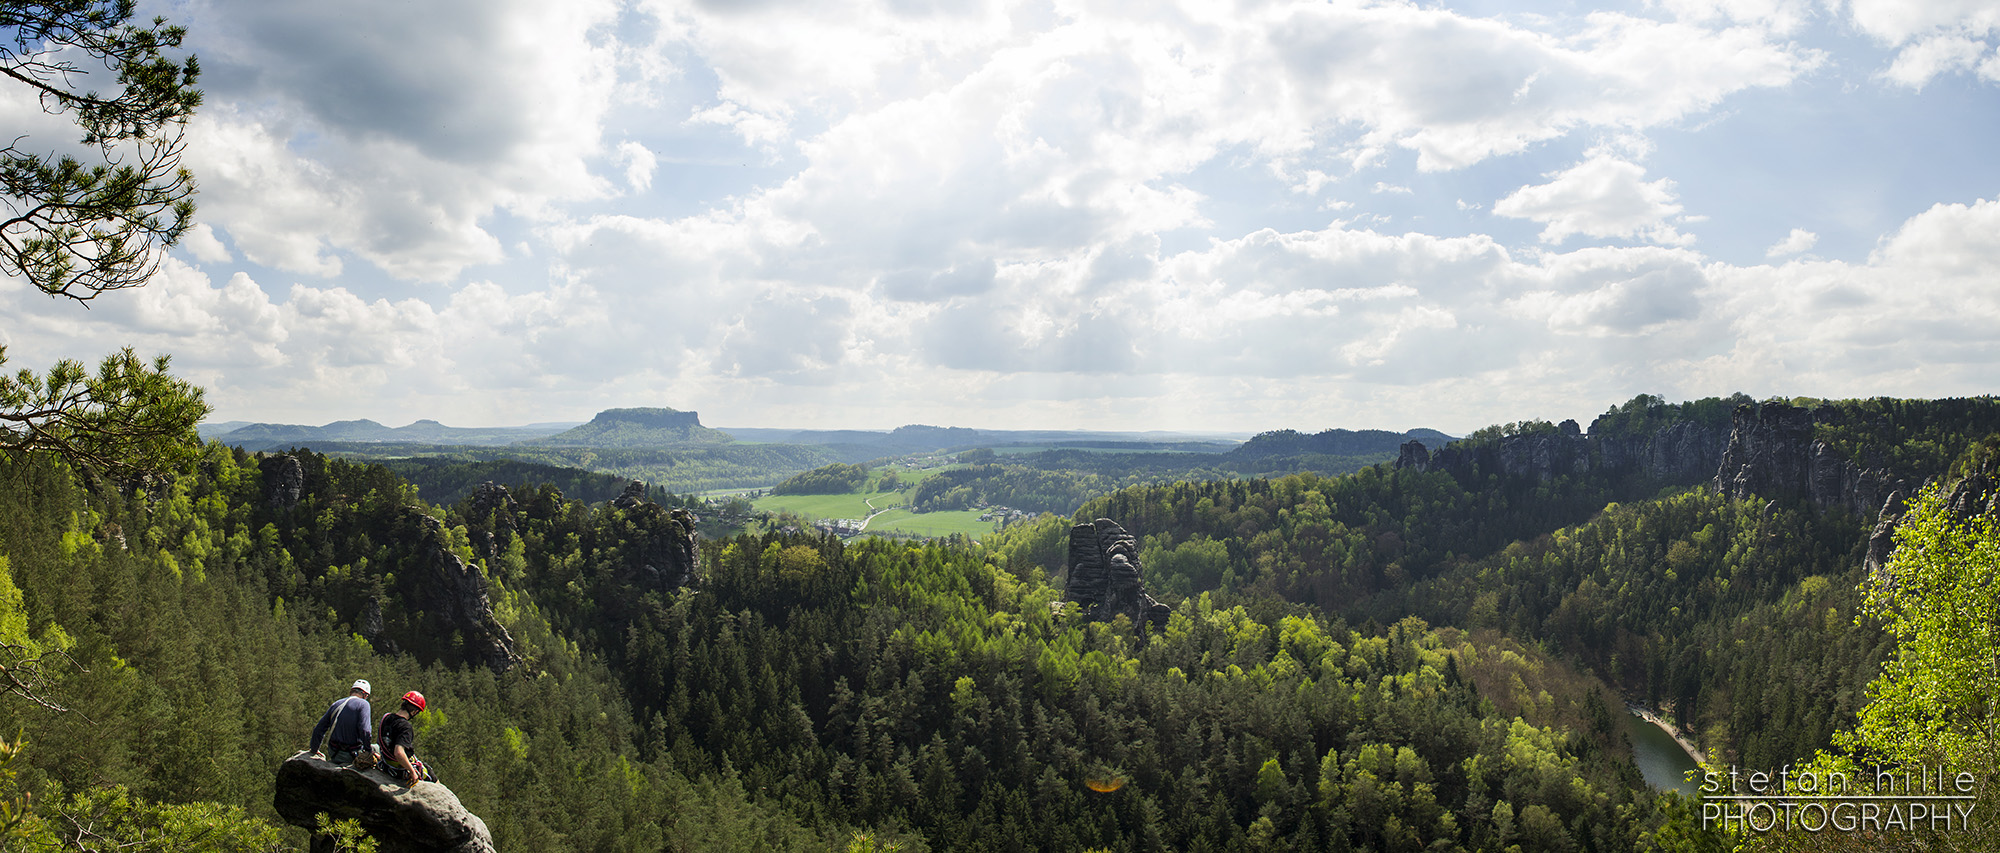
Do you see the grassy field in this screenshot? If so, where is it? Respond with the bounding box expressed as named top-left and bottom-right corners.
top-left (860, 509), bottom-right (995, 539)
top-left (751, 490), bottom-right (902, 520)
top-left (748, 463), bottom-right (957, 521)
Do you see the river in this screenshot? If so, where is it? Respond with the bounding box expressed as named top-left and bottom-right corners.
top-left (1624, 710), bottom-right (1701, 796)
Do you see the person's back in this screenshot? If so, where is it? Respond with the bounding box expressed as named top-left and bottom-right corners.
top-left (378, 690), bottom-right (434, 786)
top-left (308, 679), bottom-right (376, 766)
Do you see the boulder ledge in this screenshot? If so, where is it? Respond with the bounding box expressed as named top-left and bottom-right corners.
top-left (274, 752), bottom-right (496, 853)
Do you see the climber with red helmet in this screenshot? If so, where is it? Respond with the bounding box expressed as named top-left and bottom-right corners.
top-left (377, 690), bottom-right (434, 787)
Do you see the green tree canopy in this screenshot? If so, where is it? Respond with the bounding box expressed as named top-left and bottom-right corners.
top-left (0, 345), bottom-right (207, 477)
top-left (1844, 480), bottom-right (2000, 773)
top-left (2, 0), bottom-right (200, 301)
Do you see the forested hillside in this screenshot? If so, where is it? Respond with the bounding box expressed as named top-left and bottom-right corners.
top-left (2, 391), bottom-right (1995, 850)
top-left (0, 444), bottom-right (1702, 851)
top-left (990, 395), bottom-right (1994, 779)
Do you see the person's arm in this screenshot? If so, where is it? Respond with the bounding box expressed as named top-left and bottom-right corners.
top-left (391, 743), bottom-right (419, 787)
top-left (308, 701), bottom-right (337, 757)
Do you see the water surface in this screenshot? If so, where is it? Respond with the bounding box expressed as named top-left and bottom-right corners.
top-left (1625, 711), bottom-right (1700, 796)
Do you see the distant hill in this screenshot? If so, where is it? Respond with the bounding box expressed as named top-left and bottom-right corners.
top-left (195, 420), bottom-right (252, 439)
top-left (714, 424), bottom-right (1246, 453)
top-left (206, 418), bottom-right (578, 449)
top-left (526, 407), bottom-right (733, 448)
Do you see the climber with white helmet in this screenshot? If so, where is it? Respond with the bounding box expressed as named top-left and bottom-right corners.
top-left (308, 678), bottom-right (377, 767)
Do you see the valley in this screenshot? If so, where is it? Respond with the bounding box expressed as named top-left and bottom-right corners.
top-left (2, 391), bottom-right (1997, 851)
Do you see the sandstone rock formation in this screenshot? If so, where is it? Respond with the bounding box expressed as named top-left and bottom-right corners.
top-left (464, 481), bottom-right (519, 566)
top-left (404, 508), bottom-right (520, 674)
top-left (1395, 440), bottom-right (1431, 472)
top-left (262, 453), bottom-right (306, 510)
top-left (1395, 416), bottom-right (1730, 487)
top-left (466, 480), bottom-right (516, 525)
top-left (274, 753), bottom-right (495, 853)
top-left (1862, 491), bottom-right (1905, 581)
top-left (1866, 444), bottom-right (2000, 581)
top-left (1395, 401), bottom-right (1922, 521)
top-left (1065, 518), bottom-right (1169, 632)
top-left (611, 479), bottom-right (649, 510)
top-left (1711, 403), bottom-right (1909, 519)
top-left (611, 480), bottom-right (700, 590)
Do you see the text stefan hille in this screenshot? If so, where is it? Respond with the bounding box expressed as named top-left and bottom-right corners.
top-left (1699, 764), bottom-right (1979, 833)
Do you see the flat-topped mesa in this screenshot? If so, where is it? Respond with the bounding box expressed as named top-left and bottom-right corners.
top-left (1065, 518), bottom-right (1169, 632)
top-left (274, 753), bottom-right (495, 853)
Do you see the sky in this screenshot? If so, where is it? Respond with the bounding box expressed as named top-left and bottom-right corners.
top-left (3, 0), bottom-right (1998, 435)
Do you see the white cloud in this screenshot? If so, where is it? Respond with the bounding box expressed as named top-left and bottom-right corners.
top-left (1847, 0), bottom-right (2000, 87)
top-left (1655, 0), bottom-right (1814, 34)
top-left (1881, 33), bottom-right (1988, 87)
top-left (1493, 156), bottom-right (1692, 245)
top-left (176, 0), bottom-right (625, 283)
top-left (1766, 228), bottom-right (1818, 257)
top-left (1872, 197), bottom-right (2000, 277)
top-left (657, 0), bottom-right (1818, 182)
top-left (615, 142), bottom-right (659, 191)
top-left (1702, 198), bottom-right (2000, 396)
top-left (182, 224), bottom-right (233, 264)
top-left (1848, 0), bottom-right (2000, 47)
top-left (14, 0), bottom-right (1983, 434)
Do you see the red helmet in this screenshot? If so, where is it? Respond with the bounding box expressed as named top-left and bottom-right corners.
top-left (402, 691), bottom-right (427, 714)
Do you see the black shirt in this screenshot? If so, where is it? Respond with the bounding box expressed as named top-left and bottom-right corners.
top-left (380, 712), bottom-right (416, 758)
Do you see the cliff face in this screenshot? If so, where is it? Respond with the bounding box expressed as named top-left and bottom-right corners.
top-left (1711, 403), bottom-right (1909, 519)
top-left (1396, 401), bottom-right (1926, 520)
top-left (1866, 441), bottom-right (2000, 579)
top-left (404, 508), bottom-right (521, 674)
top-left (611, 480), bottom-right (700, 590)
top-left (1396, 416), bottom-right (1731, 487)
top-left (261, 453), bottom-right (305, 510)
top-left (1065, 518), bottom-right (1169, 632)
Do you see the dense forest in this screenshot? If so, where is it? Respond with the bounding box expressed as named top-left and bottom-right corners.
top-left (289, 442), bottom-right (849, 494)
top-left (2, 391), bottom-right (1996, 850)
top-left (772, 463), bottom-right (874, 496)
top-left (0, 445), bottom-right (1696, 851)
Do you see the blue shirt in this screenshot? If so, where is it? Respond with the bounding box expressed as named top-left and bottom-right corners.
top-left (309, 695), bottom-right (374, 751)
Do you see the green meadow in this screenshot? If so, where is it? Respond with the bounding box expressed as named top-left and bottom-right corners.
top-left (750, 490), bottom-right (896, 520)
top-left (859, 508), bottom-right (995, 539)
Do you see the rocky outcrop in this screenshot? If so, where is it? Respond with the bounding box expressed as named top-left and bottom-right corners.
top-left (360, 596), bottom-right (391, 651)
top-left (611, 479), bottom-right (649, 510)
top-left (1711, 403), bottom-right (1909, 518)
top-left (466, 481), bottom-right (516, 524)
top-left (262, 453), bottom-right (306, 510)
top-left (1940, 459), bottom-right (2000, 519)
top-left (464, 481), bottom-right (519, 566)
top-left (611, 481), bottom-right (700, 589)
top-left (1865, 445), bottom-right (1999, 582)
top-left (1396, 440), bottom-right (1431, 472)
top-left (1862, 491), bottom-right (1906, 580)
top-left (1396, 417), bottom-right (1730, 487)
top-left (1065, 518), bottom-right (1169, 632)
top-left (404, 509), bottom-right (520, 674)
top-left (274, 753), bottom-right (494, 853)
top-left (529, 407), bottom-right (729, 448)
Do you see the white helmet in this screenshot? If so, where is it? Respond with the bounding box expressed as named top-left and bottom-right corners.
top-left (352, 679), bottom-right (371, 694)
